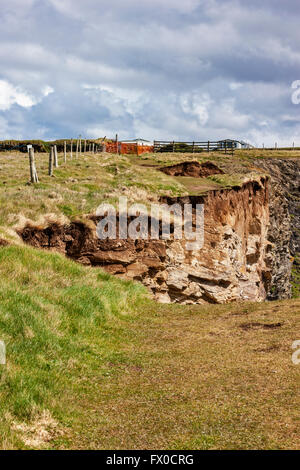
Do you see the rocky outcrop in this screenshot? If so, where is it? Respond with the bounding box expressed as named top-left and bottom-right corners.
top-left (158, 177), bottom-right (271, 303)
top-left (254, 159), bottom-right (300, 299)
top-left (19, 177), bottom-right (272, 304)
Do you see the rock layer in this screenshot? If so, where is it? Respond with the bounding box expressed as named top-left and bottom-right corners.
top-left (254, 158), bottom-right (300, 299)
top-left (19, 177), bottom-right (272, 304)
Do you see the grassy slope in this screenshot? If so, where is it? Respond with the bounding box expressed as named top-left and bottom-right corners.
top-left (0, 149), bottom-right (280, 241)
top-left (0, 244), bottom-right (299, 449)
top-left (0, 151), bottom-right (186, 236)
top-left (0, 149), bottom-right (299, 449)
top-left (0, 244), bottom-right (147, 448)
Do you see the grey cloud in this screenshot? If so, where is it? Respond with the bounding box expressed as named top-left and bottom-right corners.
top-left (0, 0), bottom-right (299, 146)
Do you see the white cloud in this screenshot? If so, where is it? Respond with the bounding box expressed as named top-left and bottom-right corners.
top-left (0, 80), bottom-right (36, 110)
top-left (42, 86), bottom-right (54, 97)
top-left (180, 92), bottom-right (212, 125)
top-left (0, 80), bottom-right (54, 112)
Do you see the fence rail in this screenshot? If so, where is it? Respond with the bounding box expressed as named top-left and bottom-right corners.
top-left (262, 147), bottom-right (300, 151)
top-left (153, 140), bottom-right (235, 153)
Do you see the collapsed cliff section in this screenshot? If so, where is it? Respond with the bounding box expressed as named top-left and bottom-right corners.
top-left (18, 176), bottom-right (272, 305)
top-left (253, 158), bottom-right (300, 299)
top-left (158, 177), bottom-right (271, 304)
top-left (160, 161), bottom-right (224, 178)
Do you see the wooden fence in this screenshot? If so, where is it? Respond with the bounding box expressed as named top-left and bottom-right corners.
top-left (261, 146), bottom-right (300, 151)
top-left (153, 140), bottom-right (235, 154)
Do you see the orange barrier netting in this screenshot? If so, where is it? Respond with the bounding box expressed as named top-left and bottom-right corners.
top-left (103, 142), bottom-right (153, 155)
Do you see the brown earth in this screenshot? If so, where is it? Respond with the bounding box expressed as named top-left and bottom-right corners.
top-left (160, 161), bottom-right (224, 177)
top-left (0, 238), bottom-right (9, 247)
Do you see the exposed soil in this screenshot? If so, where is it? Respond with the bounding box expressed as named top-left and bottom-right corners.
top-left (239, 321), bottom-right (283, 330)
top-left (253, 345), bottom-right (281, 352)
top-left (0, 238), bottom-right (9, 247)
top-left (160, 161), bottom-right (224, 177)
top-left (18, 219), bottom-right (168, 275)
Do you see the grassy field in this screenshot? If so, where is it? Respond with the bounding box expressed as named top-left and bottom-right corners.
top-left (0, 149), bottom-right (299, 449)
top-left (0, 148), bottom-right (290, 242)
top-left (0, 244), bottom-right (299, 450)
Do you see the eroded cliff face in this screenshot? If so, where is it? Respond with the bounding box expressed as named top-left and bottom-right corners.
top-left (19, 177), bottom-right (272, 304)
top-left (157, 178), bottom-right (271, 303)
top-left (254, 159), bottom-right (300, 299)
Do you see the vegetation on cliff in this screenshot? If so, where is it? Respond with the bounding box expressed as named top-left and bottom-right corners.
top-left (0, 148), bottom-right (299, 449)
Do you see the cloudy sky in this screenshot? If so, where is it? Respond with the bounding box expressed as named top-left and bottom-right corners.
top-left (0, 0), bottom-right (299, 146)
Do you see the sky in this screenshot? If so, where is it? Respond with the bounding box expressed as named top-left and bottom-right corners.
top-left (0, 0), bottom-right (300, 146)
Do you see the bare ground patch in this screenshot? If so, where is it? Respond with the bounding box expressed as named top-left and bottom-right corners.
top-left (160, 161), bottom-right (224, 178)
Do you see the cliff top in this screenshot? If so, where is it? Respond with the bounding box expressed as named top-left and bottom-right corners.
top-left (0, 149), bottom-right (298, 242)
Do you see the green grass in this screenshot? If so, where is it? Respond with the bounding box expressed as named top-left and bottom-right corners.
top-left (0, 244), bottom-right (147, 448)
top-left (0, 149), bottom-right (299, 449)
top-left (291, 254), bottom-right (300, 298)
top-left (0, 243), bottom-right (299, 449)
top-left (0, 152), bottom-right (189, 235)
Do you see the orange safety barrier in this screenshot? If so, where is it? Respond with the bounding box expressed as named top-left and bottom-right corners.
top-left (103, 142), bottom-right (153, 155)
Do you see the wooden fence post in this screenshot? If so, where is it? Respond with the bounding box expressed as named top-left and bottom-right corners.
top-left (101, 136), bottom-right (106, 152)
top-left (225, 141), bottom-right (227, 154)
top-left (115, 134), bottom-right (118, 154)
top-left (70, 139), bottom-right (73, 159)
top-left (207, 141), bottom-right (210, 152)
top-left (64, 141), bottom-right (67, 163)
top-left (79, 136), bottom-right (82, 156)
top-left (49, 146), bottom-right (54, 176)
top-left (192, 141), bottom-right (195, 153)
top-left (84, 139), bottom-right (87, 153)
top-left (29, 148), bottom-right (39, 183)
top-left (92, 143), bottom-right (95, 154)
top-left (54, 145), bottom-right (58, 167)
top-left (76, 139), bottom-right (79, 158)
top-left (172, 141), bottom-right (175, 152)
top-left (29, 147), bottom-right (34, 183)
